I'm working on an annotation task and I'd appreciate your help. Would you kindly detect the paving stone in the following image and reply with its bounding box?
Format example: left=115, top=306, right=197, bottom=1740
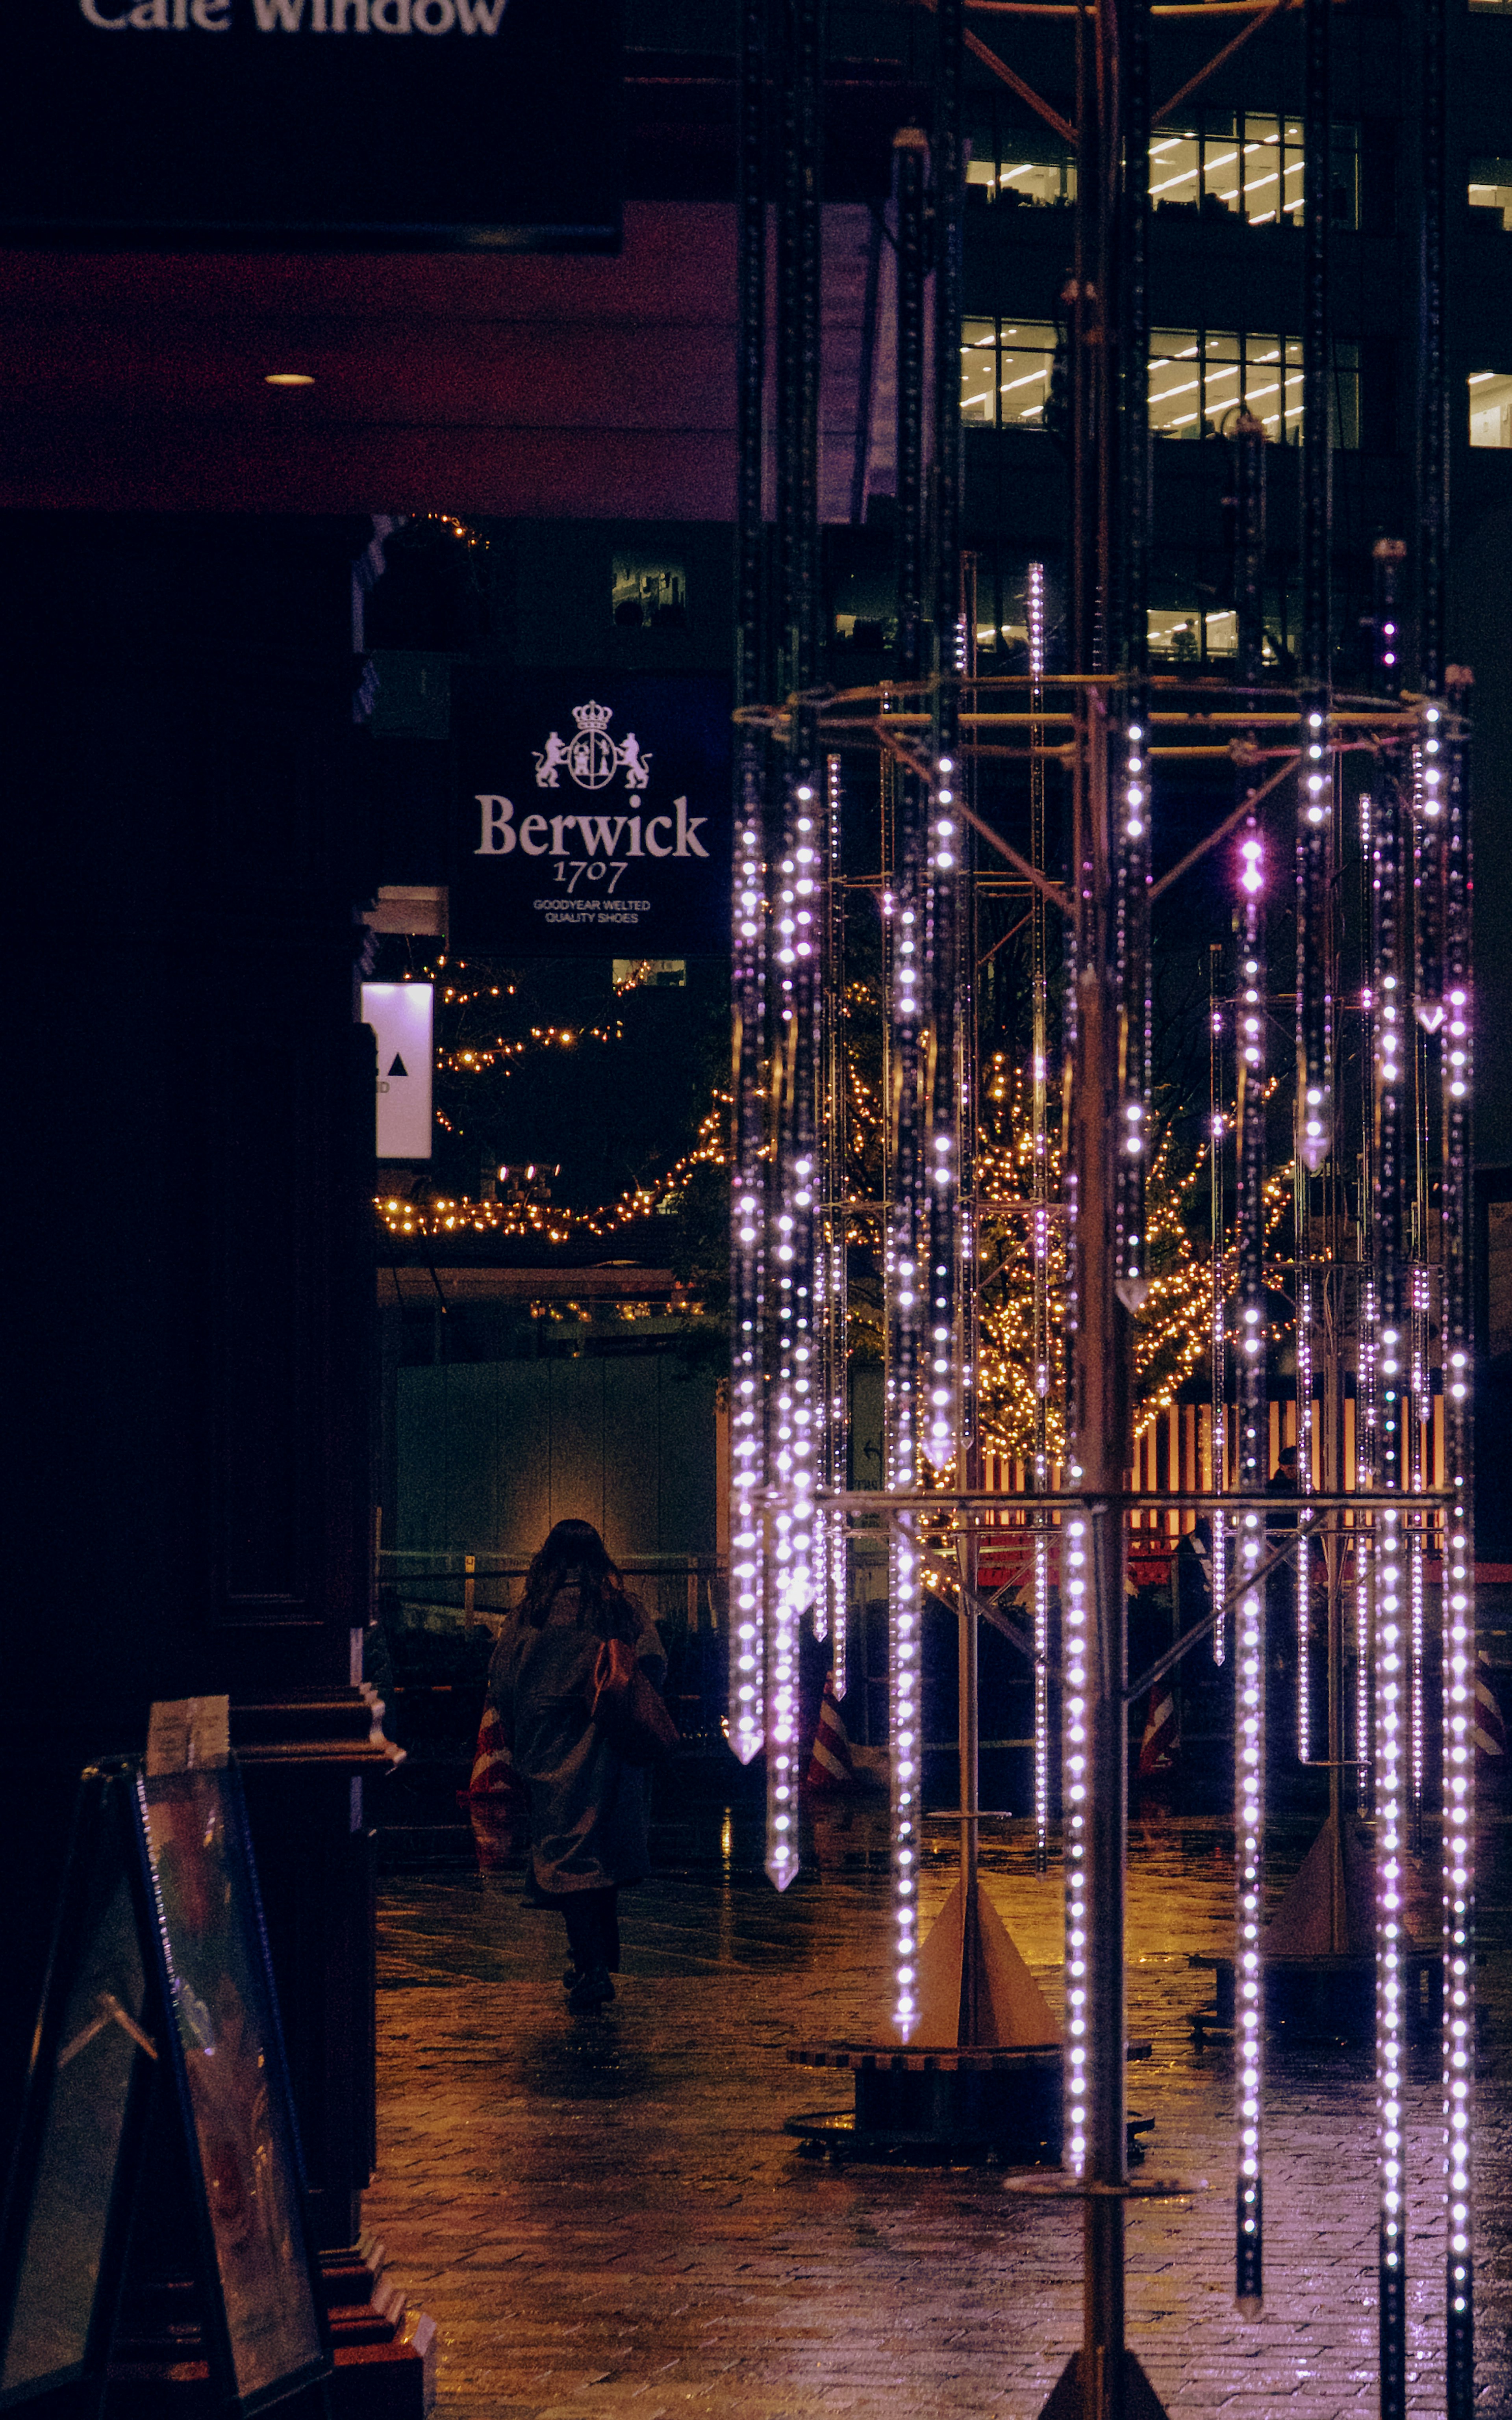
left=364, top=1807, right=1512, bottom=2419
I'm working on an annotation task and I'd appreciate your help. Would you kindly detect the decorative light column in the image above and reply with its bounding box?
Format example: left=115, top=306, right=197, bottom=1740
left=886, top=124, right=930, bottom=2036
left=1234, top=816, right=1267, bottom=2314
left=728, top=0, right=768, bottom=1770
left=1439, top=684, right=1475, bottom=2419
left=1371, top=750, right=1408, bottom=2412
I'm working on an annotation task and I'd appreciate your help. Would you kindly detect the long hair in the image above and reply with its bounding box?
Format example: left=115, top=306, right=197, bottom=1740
left=517, top=1518, right=638, bottom=1639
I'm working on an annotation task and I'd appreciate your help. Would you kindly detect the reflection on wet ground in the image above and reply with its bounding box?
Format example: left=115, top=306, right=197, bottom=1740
left=367, top=1795, right=1512, bottom=2418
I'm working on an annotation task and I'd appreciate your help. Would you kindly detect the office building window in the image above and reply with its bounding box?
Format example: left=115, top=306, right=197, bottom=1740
left=969, top=116, right=1356, bottom=226
left=1469, top=372, right=1512, bottom=447
left=966, top=139, right=1077, bottom=208
left=1469, top=159, right=1512, bottom=229
left=1149, top=328, right=1359, bottom=446
left=960, top=319, right=1058, bottom=430
left=1469, top=0, right=1512, bottom=15
left=1151, top=114, right=1358, bottom=226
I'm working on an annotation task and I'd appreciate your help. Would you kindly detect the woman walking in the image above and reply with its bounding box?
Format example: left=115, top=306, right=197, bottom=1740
left=487, top=1518, right=666, bottom=2012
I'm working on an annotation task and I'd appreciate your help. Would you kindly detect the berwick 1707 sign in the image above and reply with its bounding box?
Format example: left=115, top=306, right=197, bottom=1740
left=0, top=0, right=619, bottom=246
left=451, top=675, right=731, bottom=956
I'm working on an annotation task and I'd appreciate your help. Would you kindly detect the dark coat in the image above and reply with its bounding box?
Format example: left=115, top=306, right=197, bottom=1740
left=486, top=1580, right=666, bottom=1896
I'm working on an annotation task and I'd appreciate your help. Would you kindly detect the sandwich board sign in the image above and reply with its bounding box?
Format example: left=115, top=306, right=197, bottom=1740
left=0, top=1704, right=331, bottom=2415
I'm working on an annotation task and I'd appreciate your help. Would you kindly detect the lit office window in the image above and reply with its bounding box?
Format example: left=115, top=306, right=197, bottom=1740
left=1469, top=159, right=1512, bottom=229
left=966, top=142, right=1077, bottom=207
left=1469, top=372, right=1512, bottom=447
left=970, top=118, right=1357, bottom=224
left=1148, top=328, right=1358, bottom=446
left=1149, top=114, right=1356, bottom=226
left=959, top=319, right=1058, bottom=430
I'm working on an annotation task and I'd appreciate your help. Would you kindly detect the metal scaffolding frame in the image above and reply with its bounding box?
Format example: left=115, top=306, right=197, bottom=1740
left=730, top=0, right=1474, bottom=2413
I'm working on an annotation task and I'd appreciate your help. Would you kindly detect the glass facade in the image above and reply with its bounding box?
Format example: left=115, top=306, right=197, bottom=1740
left=960, top=318, right=1057, bottom=431
left=962, top=322, right=1360, bottom=448
left=967, top=118, right=1358, bottom=228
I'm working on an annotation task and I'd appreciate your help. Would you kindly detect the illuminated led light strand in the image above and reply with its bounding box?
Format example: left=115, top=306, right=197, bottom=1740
left=923, top=742, right=963, bottom=1476
left=1027, top=562, right=1054, bottom=1858
left=1439, top=690, right=1474, bottom=2418
left=1210, top=963, right=1228, bottom=1667
left=1115, top=704, right=1153, bottom=1297
left=1371, top=740, right=1409, bottom=2410
left=1235, top=1513, right=1264, bottom=2312
left=1355, top=1271, right=1378, bottom=1815
left=886, top=738, right=929, bottom=2033
left=1296, top=1249, right=1314, bottom=1763
left=1296, top=697, right=1334, bottom=1172
left=729, top=740, right=767, bottom=1767
left=891, top=1516, right=923, bottom=2039
left=766, top=766, right=824, bottom=1892
left=1060, top=1514, right=1090, bottom=2173
left=817, top=754, right=850, bottom=1666
left=1234, top=809, right=1266, bottom=2313
left=1376, top=1505, right=1407, bottom=2410
left=1408, top=1262, right=1430, bottom=1835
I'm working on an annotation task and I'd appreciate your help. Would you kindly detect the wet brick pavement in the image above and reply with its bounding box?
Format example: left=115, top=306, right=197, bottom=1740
left=363, top=1800, right=1512, bottom=2419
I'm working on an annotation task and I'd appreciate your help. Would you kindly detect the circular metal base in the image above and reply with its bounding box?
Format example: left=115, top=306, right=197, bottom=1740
left=1001, top=2171, right=1204, bottom=2201
left=785, top=2108, right=1056, bottom=2166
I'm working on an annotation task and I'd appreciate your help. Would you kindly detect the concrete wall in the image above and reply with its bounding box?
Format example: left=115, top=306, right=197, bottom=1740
left=397, top=1355, right=718, bottom=1562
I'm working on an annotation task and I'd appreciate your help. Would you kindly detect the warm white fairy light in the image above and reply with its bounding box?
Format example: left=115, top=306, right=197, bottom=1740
left=1060, top=1516, right=1090, bottom=2171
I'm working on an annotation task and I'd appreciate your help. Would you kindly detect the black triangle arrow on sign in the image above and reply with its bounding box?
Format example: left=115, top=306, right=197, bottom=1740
left=387, top=1054, right=409, bottom=1077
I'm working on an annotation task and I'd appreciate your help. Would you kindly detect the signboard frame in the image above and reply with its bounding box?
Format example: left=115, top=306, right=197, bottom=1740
left=450, top=670, right=732, bottom=958
left=0, top=0, right=622, bottom=252
left=0, top=1758, right=333, bottom=2416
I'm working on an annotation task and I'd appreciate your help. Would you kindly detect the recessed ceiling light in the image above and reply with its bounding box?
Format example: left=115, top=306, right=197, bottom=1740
left=265, top=371, right=315, bottom=388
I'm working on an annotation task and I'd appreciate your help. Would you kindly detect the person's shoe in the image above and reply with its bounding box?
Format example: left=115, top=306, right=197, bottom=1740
left=567, top=1963, right=615, bottom=2013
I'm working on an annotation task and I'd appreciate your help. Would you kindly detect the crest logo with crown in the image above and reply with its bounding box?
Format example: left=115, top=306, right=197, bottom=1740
left=534, top=700, right=652, bottom=794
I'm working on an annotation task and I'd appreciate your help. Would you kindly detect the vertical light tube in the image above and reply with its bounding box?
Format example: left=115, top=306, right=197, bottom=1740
left=888, top=125, right=929, bottom=2036
left=1234, top=815, right=1267, bottom=2314
left=1355, top=1274, right=1377, bottom=1817
left=822, top=753, right=850, bottom=1680
left=1028, top=562, right=1053, bottom=1863
left=1295, top=1184, right=1314, bottom=1764
left=1439, top=686, right=1474, bottom=2419
left=728, top=0, right=768, bottom=1771
left=1060, top=1512, right=1091, bottom=2172
left=1409, top=1261, right=1429, bottom=1838
left=1297, top=0, right=1334, bottom=1183
left=768, top=779, right=822, bottom=1892
left=1375, top=1501, right=1407, bottom=2406
left=1373, top=752, right=1407, bottom=2410
left=730, top=755, right=767, bottom=1768
left=1355, top=794, right=1378, bottom=1814
left=1210, top=949, right=1228, bottom=1667
left=765, top=0, right=823, bottom=1896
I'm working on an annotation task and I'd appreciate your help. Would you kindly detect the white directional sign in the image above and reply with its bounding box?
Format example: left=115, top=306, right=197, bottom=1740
left=361, top=982, right=434, bottom=1160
